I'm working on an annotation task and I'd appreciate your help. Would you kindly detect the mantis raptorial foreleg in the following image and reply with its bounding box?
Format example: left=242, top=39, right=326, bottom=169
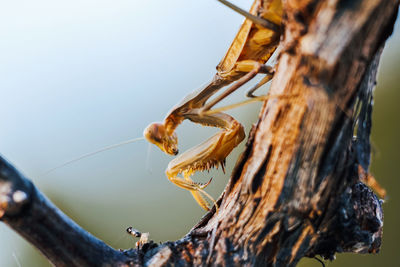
left=164, top=109, right=245, bottom=210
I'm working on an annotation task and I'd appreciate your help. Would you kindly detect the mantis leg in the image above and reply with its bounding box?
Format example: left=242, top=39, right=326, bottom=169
left=200, top=62, right=273, bottom=114
left=165, top=110, right=245, bottom=210
left=246, top=71, right=274, bottom=98
left=184, top=174, right=217, bottom=211
left=167, top=173, right=216, bottom=211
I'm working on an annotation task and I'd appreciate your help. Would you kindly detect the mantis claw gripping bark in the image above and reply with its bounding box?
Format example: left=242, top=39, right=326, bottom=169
left=144, top=0, right=283, bottom=211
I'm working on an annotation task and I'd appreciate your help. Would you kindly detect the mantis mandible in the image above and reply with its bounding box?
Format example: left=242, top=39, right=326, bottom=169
left=144, top=0, right=283, bottom=211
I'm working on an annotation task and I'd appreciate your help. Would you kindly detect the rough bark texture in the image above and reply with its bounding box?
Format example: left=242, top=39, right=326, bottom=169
left=0, top=0, right=398, bottom=266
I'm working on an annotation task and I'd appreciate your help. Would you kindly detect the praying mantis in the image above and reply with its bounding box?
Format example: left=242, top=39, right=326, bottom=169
left=44, top=0, right=386, bottom=210
left=144, top=0, right=283, bottom=211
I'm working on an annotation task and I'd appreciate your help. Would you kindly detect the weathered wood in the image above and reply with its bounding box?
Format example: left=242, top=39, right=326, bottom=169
left=0, top=0, right=398, bottom=266
left=147, top=0, right=396, bottom=265
left=0, top=156, right=136, bottom=266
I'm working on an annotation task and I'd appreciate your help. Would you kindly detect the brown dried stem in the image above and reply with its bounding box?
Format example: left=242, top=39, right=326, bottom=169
left=1, top=0, right=398, bottom=266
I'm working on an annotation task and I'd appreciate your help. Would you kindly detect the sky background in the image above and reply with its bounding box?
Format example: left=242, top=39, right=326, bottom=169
left=0, top=1, right=399, bottom=266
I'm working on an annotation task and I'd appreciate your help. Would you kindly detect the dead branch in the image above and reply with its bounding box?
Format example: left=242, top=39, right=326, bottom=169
left=1, top=0, right=398, bottom=266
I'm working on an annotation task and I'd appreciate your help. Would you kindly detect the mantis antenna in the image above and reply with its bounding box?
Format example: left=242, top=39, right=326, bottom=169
left=145, top=142, right=153, bottom=174
left=44, top=136, right=145, bottom=175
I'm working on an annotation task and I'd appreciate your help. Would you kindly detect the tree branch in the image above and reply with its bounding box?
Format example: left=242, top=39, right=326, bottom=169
left=0, top=156, right=138, bottom=266
left=1, top=0, right=398, bottom=266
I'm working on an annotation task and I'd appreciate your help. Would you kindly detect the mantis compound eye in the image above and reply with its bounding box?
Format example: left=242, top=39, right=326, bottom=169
left=143, top=122, right=166, bottom=147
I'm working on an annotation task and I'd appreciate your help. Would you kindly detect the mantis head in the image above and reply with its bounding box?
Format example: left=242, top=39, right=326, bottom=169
left=144, top=122, right=179, bottom=155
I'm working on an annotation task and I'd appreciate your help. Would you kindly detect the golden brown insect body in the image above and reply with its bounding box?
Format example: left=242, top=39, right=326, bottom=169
left=144, top=0, right=283, bottom=211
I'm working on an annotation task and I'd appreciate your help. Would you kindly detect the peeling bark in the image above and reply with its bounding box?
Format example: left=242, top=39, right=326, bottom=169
left=0, top=0, right=398, bottom=266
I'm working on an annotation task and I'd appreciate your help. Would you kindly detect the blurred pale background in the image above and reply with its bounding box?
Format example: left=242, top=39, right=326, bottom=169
left=0, top=1, right=398, bottom=266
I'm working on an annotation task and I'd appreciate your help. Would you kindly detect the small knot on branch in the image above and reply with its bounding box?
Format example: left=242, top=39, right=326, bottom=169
left=0, top=156, right=33, bottom=219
